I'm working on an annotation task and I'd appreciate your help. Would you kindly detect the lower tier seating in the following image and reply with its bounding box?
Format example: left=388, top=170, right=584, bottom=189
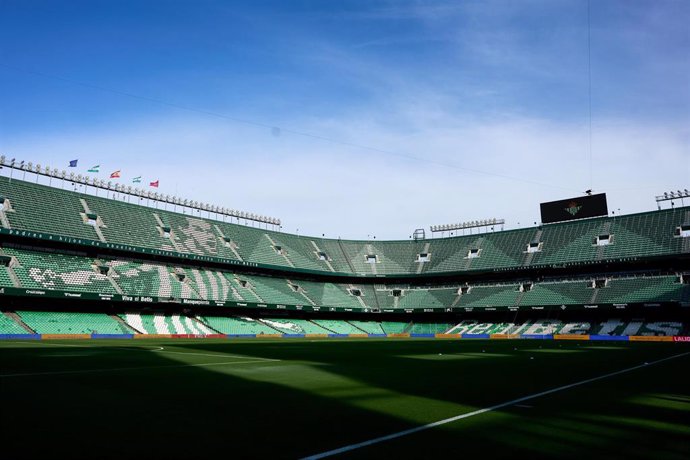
left=1, top=312, right=687, bottom=336
left=18, top=311, right=131, bottom=334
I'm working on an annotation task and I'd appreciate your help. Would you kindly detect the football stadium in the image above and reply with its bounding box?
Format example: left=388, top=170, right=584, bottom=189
left=0, top=160, right=689, bottom=458
left=1, top=1, right=689, bottom=459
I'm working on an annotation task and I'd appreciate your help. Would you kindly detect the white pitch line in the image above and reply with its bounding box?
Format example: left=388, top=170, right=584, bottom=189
left=0, top=359, right=282, bottom=378
left=302, top=351, right=690, bottom=460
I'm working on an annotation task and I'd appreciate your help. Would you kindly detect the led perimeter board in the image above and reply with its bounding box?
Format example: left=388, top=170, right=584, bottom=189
left=540, top=193, right=608, bottom=224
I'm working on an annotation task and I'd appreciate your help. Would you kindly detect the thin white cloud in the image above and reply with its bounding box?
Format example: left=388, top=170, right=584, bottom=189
left=3, top=109, right=687, bottom=240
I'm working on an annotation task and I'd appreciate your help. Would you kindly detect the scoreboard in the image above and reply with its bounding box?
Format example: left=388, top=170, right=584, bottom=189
left=540, top=193, right=608, bottom=224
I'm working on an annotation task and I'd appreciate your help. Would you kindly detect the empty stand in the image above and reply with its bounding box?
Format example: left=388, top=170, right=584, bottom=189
left=1, top=177, right=687, bottom=276
left=19, top=311, right=132, bottom=334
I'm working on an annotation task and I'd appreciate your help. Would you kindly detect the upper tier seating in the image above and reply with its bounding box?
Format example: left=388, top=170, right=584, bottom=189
left=1, top=176, right=686, bottom=276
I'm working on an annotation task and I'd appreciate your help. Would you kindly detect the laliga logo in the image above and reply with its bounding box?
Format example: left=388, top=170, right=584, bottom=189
left=673, top=336, right=690, bottom=342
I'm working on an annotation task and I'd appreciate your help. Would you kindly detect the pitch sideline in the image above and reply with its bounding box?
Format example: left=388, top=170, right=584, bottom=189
left=302, top=351, right=690, bottom=460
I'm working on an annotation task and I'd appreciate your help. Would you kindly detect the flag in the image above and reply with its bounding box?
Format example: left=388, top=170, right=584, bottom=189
left=132, top=176, right=142, bottom=183
left=88, top=165, right=100, bottom=173
left=69, top=159, right=78, bottom=167
left=150, top=180, right=159, bottom=188
left=110, top=170, right=121, bottom=179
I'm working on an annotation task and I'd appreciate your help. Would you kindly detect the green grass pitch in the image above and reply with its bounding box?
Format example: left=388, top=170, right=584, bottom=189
left=1, top=339, right=688, bottom=459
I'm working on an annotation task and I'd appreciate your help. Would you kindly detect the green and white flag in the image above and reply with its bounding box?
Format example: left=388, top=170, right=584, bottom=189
left=132, top=176, right=142, bottom=183
left=88, top=164, right=100, bottom=173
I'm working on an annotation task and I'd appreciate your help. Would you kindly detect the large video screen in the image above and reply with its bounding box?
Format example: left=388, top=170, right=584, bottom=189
left=540, top=193, right=608, bottom=224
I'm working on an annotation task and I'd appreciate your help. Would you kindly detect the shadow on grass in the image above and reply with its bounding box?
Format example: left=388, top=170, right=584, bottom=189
left=0, top=339, right=688, bottom=459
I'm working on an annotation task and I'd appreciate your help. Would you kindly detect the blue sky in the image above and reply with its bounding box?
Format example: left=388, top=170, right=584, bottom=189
left=1, top=0, right=688, bottom=239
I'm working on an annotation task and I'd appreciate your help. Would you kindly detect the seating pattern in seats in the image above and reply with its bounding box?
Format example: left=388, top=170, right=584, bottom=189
left=3, top=248, right=117, bottom=294
left=2, top=247, right=687, bottom=311
left=108, top=260, right=198, bottom=299
left=2, top=176, right=686, bottom=276
left=121, top=313, right=210, bottom=334
left=446, top=319, right=688, bottom=336
left=259, top=318, right=331, bottom=334
left=2, top=313, right=686, bottom=337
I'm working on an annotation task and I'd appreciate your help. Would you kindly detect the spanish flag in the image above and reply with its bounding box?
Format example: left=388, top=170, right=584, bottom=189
left=110, top=170, right=121, bottom=179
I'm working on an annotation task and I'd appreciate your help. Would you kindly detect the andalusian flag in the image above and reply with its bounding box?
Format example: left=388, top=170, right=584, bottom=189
left=132, top=176, right=142, bottom=183
left=88, top=165, right=100, bottom=173
left=110, top=170, right=121, bottom=179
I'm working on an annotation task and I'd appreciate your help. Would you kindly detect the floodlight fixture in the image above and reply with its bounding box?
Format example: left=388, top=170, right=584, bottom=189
left=431, top=218, right=505, bottom=233
left=656, top=188, right=689, bottom=203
